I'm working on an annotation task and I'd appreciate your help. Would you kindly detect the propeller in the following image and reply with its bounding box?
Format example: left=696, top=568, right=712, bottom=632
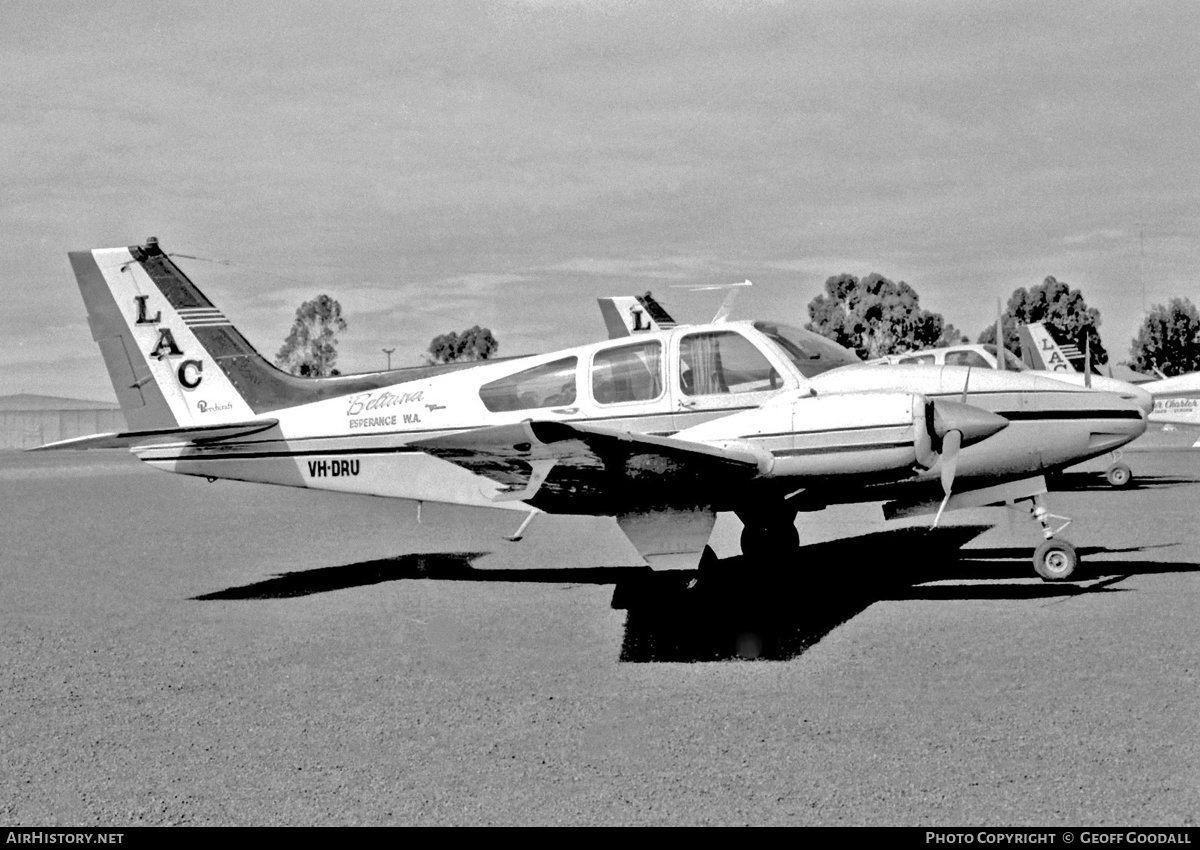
left=913, top=395, right=1009, bottom=528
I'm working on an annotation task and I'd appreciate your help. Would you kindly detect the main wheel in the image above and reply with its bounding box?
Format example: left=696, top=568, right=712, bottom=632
left=739, top=519, right=800, bottom=562
left=1033, top=539, right=1079, bottom=581
left=1106, top=462, right=1132, bottom=488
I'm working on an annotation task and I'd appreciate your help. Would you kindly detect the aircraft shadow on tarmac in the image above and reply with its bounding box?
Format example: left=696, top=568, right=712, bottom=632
left=192, top=552, right=652, bottom=601
left=193, top=527, right=1200, bottom=664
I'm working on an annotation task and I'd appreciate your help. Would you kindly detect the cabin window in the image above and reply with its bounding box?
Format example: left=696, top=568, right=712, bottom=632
left=679, top=331, right=778, bottom=396
left=478, top=357, right=578, bottom=412
left=944, top=350, right=992, bottom=369
left=898, top=354, right=936, bottom=365
left=591, top=341, right=663, bottom=405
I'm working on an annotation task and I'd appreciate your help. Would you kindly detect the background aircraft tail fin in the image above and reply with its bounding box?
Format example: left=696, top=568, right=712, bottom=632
left=597, top=292, right=677, bottom=338
left=1019, top=322, right=1081, bottom=373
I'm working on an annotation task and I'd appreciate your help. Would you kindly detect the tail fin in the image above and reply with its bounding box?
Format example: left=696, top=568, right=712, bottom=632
left=597, top=292, right=677, bottom=339
left=1018, top=322, right=1081, bottom=373
left=69, top=237, right=400, bottom=427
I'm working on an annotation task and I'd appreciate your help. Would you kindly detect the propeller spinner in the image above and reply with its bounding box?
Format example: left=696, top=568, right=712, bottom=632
left=914, top=398, right=1009, bottom=527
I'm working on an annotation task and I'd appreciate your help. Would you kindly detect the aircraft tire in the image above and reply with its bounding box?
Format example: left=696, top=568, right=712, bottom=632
left=740, top=520, right=799, bottom=563
left=1106, top=463, right=1132, bottom=488
left=1033, top=539, right=1078, bottom=582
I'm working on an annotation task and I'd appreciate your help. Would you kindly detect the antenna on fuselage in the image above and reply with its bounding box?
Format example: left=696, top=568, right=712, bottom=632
left=995, top=299, right=1005, bottom=371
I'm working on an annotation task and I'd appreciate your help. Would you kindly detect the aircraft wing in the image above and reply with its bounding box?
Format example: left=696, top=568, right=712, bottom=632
left=412, top=420, right=769, bottom=513
left=29, top=419, right=280, bottom=451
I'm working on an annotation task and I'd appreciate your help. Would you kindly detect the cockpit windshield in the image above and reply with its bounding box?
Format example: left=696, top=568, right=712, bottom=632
left=982, top=344, right=1028, bottom=371
left=752, top=321, right=861, bottom=377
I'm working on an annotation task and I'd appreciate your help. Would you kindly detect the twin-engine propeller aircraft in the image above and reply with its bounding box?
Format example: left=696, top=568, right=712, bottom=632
left=49, top=239, right=1149, bottom=582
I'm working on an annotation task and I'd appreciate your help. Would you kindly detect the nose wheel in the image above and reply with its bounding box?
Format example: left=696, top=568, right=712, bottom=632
left=1033, top=539, right=1078, bottom=581
left=1106, top=461, right=1132, bottom=488
left=1024, top=493, right=1079, bottom=581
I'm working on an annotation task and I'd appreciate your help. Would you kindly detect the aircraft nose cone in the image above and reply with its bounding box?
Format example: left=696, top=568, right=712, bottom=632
left=1130, top=385, right=1153, bottom=415
left=931, top=399, right=1009, bottom=447
left=1087, top=375, right=1153, bottom=415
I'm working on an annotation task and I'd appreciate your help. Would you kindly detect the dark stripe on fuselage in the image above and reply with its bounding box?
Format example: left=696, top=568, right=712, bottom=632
left=149, top=406, right=1138, bottom=461
left=987, top=410, right=1143, bottom=421
left=747, top=423, right=910, bottom=440
left=152, top=445, right=426, bottom=461
left=771, top=440, right=913, bottom=458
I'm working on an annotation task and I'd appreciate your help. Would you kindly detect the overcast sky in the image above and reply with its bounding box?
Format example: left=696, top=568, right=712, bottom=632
left=3, top=0, right=1198, bottom=401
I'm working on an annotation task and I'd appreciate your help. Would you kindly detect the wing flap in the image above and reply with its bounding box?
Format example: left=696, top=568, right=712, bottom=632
left=412, top=419, right=766, bottom=512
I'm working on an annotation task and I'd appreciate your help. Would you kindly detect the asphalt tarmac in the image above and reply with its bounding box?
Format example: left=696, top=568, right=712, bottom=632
left=2, top=449, right=1198, bottom=826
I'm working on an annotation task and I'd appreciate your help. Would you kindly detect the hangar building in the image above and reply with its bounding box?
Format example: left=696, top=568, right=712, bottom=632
left=0, top=394, right=126, bottom=450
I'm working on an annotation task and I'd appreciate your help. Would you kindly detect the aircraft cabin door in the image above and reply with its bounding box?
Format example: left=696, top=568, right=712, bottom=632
left=670, top=329, right=794, bottom=448
left=584, top=338, right=676, bottom=434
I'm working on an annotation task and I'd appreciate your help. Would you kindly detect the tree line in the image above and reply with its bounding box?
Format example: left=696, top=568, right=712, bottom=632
left=274, top=294, right=499, bottom=377
left=274, top=278, right=1200, bottom=379
left=806, top=272, right=1200, bottom=377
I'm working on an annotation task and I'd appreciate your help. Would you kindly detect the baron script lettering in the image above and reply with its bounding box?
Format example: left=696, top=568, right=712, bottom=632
left=347, top=390, right=424, bottom=416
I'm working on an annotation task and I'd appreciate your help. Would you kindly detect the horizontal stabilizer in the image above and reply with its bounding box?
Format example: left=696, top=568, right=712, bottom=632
left=30, top=419, right=280, bottom=451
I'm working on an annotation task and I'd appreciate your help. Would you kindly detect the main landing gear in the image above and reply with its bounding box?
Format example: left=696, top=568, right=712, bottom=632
left=1025, top=493, right=1078, bottom=581
left=738, top=508, right=800, bottom=562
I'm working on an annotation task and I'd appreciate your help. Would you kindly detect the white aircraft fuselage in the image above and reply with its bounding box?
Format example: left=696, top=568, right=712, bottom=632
left=1141, top=373, right=1200, bottom=427
left=58, top=240, right=1149, bottom=576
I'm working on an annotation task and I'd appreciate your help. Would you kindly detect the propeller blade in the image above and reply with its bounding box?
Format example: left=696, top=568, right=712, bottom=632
left=932, top=429, right=962, bottom=528
left=940, top=429, right=962, bottom=496
left=932, top=492, right=952, bottom=528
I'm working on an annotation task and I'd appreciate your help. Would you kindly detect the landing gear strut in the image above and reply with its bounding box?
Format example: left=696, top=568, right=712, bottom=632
left=1025, top=493, right=1078, bottom=581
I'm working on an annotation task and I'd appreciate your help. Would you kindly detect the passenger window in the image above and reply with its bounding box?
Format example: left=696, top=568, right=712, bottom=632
left=899, top=354, right=935, bottom=365
left=679, top=331, right=778, bottom=396
left=591, top=341, right=663, bottom=405
left=478, top=357, right=578, bottom=413
left=944, top=350, right=991, bottom=369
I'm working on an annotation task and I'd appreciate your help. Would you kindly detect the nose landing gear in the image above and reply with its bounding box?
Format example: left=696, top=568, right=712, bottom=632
left=1025, top=494, right=1078, bottom=581
left=1106, top=459, right=1133, bottom=487
left=1033, top=539, right=1079, bottom=581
